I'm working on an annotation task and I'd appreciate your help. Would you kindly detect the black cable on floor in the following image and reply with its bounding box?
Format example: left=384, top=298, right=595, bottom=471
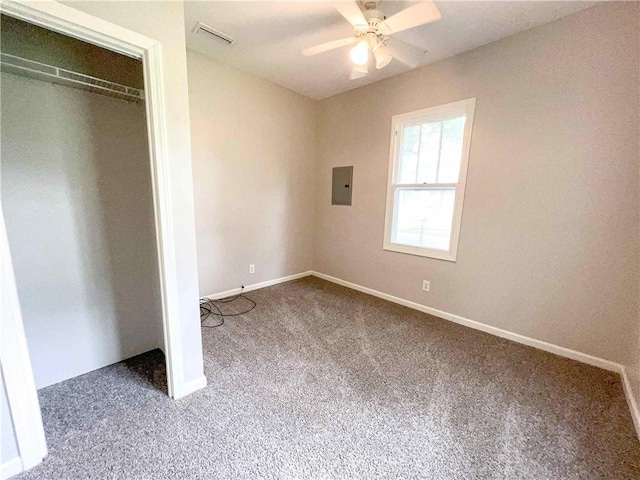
left=199, top=287, right=256, bottom=328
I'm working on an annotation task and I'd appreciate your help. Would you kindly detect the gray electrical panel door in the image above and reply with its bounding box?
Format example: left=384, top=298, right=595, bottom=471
left=332, top=166, right=353, bottom=206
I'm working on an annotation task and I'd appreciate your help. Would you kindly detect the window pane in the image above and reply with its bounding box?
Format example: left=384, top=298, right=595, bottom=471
left=397, top=124, right=420, bottom=184
left=437, top=116, right=466, bottom=183
left=397, top=116, right=466, bottom=186
left=416, top=121, right=441, bottom=184
left=392, top=188, right=455, bottom=251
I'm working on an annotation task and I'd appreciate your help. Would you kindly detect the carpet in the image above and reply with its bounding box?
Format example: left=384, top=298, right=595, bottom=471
left=15, top=277, right=640, bottom=479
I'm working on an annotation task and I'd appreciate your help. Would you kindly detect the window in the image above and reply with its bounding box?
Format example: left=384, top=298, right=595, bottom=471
left=383, top=98, right=476, bottom=261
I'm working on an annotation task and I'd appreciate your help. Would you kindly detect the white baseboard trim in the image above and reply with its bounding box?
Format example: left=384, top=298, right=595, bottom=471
left=203, top=271, right=313, bottom=300
left=1, top=457, right=23, bottom=480
left=621, top=368, right=640, bottom=438
left=175, top=375, right=207, bottom=400
left=311, top=272, right=619, bottom=370
left=310, top=271, right=640, bottom=438
left=199, top=268, right=640, bottom=438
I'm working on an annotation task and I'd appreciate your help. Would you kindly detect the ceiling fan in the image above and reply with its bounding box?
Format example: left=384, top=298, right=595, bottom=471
left=302, top=1, right=441, bottom=80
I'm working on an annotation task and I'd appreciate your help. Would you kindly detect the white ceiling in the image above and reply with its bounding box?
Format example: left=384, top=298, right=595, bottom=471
left=184, top=1, right=596, bottom=100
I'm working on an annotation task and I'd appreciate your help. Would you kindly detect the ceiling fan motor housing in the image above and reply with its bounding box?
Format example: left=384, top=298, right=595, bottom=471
left=363, top=9, right=386, bottom=30
left=355, top=9, right=387, bottom=44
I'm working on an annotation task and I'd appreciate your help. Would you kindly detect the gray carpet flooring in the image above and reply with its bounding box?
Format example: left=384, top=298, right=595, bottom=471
left=16, top=277, right=640, bottom=479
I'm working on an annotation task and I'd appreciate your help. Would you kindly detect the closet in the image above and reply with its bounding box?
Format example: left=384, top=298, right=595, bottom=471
left=0, top=14, right=163, bottom=389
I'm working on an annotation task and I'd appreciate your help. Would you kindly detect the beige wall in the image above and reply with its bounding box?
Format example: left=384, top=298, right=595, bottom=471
left=63, top=1, right=204, bottom=384
left=187, top=51, right=317, bottom=296
left=314, top=0, right=640, bottom=400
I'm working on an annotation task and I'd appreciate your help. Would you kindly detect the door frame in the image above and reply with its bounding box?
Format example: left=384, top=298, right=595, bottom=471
left=0, top=0, right=186, bottom=474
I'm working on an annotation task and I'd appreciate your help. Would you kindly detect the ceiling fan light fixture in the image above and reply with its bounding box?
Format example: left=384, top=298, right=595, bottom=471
left=350, top=61, right=368, bottom=79
left=354, top=62, right=368, bottom=74
left=373, top=44, right=392, bottom=69
left=349, top=39, right=369, bottom=66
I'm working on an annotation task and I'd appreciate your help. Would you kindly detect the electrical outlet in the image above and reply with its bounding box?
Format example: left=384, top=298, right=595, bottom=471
left=249, top=264, right=255, bottom=274
left=422, top=280, right=430, bottom=292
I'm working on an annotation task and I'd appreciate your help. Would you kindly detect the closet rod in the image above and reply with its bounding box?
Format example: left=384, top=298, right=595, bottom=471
left=0, top=53, right=144, bottom=103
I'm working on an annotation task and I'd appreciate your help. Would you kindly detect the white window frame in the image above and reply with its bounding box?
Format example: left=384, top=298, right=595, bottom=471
left=383, top=98, right=476, bottom=262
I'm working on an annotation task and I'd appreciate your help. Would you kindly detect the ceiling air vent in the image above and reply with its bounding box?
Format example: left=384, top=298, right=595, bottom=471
left=193, top=22, right=236, bottom=47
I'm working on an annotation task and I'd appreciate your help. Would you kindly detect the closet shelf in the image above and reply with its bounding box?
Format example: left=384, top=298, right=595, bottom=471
left=0, top=53, right=144, bottom=103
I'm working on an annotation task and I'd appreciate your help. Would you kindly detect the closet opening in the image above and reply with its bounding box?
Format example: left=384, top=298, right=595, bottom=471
left=1, top=12, right=167, bottom=405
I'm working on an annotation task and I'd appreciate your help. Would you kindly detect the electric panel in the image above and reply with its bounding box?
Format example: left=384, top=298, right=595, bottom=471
left=332, top=166, right=353, bottom=206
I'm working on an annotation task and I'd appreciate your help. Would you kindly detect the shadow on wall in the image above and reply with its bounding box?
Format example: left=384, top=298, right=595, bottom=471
left=78, top=92, right=163, bottom=380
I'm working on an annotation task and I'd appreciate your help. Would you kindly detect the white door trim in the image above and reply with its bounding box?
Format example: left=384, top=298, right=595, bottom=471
left=0, top=209, right=47, bottom=474
left=0, top=458, right=24, bottom=480
left=0, top=0, right=187, bottom=474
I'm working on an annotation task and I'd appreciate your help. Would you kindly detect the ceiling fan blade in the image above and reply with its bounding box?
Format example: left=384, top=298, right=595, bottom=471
left=349, top=62, right=368, bottom=80
left=334, top=1, right=368, bottom=30
left=379, top=1, right=441, bottom=35
left=387, top=38, right=426, bottom=68
left=302, top=36, right=358, bottom=56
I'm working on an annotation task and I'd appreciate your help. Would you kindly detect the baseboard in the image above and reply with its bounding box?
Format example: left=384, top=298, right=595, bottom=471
left=203, top=271, right=313, bottom=300
left=174, top=375, right=207, bottom=400
left=620, top=368, right=640, bottom=438
left=200, top=268, right=640, bottom=438
left=310, top=271, right=640, bottom=439
left=311, top=271, right=620, bottom=370
left=1, top=457, right=23, bottom=480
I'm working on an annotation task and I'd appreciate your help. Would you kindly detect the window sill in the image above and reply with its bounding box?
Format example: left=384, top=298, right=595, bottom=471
left=382, top=242, right=457, bottom=262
